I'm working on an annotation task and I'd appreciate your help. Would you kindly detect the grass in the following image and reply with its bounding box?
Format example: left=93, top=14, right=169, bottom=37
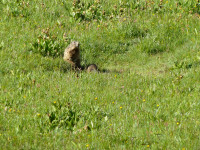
left=0, top=0, right=200, bottom=149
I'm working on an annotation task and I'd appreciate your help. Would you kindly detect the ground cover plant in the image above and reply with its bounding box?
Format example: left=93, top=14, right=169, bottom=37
left=0, top=0, right=200, bottom=149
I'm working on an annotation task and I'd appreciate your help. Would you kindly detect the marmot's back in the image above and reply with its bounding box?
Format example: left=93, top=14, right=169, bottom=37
left=87, top=64, right=98, bottom=72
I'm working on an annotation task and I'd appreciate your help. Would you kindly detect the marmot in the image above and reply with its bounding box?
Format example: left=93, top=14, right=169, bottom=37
left=87, top=64, right=98, bottom=73
left=63, top=41, right=81, bottom=69
left=63, top=41, right=98, bottom=72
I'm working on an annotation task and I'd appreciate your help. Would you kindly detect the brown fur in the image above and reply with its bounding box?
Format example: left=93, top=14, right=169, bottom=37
left=63, top=41, right=81, bottom=69
left=64, top=41, right=98, bottom=72
left=87, top=64, right=98, bottom=73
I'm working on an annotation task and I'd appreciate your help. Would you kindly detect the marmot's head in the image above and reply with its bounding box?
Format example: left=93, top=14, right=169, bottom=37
left=87, top=64, right=98, bottom=72
left=69, top=41, right=79, bottom=50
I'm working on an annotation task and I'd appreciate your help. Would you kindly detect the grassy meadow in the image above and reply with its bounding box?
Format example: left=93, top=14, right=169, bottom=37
left=0, top=0, right=200, bottom=149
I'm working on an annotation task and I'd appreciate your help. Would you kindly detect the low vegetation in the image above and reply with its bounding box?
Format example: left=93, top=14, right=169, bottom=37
left=0, top=0, right=200, bottom=149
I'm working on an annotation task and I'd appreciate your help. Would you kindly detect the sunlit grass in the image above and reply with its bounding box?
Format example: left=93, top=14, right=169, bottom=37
left=0, top=0, right=200, bottom=149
